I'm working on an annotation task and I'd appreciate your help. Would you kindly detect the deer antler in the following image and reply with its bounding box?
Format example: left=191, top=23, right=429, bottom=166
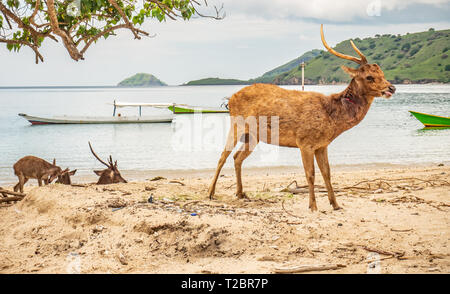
left=88, top=142, right=110, bottom=168
left=320, top=24, right=367, bottom=65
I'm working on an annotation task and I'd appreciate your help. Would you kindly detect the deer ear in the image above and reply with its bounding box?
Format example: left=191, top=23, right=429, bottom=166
left=69, top=169, right=77, bottom=176
left=94, top=170, right=103, bottom=176
left=341, top=65, right=359, bottom=77
left=53, top=158, right=56, bottom=165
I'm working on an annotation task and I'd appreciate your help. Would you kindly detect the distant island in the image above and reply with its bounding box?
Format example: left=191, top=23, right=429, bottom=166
left=184, top=78, right=249, bottom=86
left=185, top=29, right=449, bottom=85
left=118, top=73, right=167, bottom=87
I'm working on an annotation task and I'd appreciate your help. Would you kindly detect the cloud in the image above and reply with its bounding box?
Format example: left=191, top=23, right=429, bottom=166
left=222, top=0, right=450, bottom=23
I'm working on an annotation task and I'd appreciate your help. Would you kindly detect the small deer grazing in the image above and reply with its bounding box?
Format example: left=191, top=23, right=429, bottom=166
left=13, top=156, right=63, bottom=193
left=88, top=142, right=127, bottom=185
left=208, top=25, right=396, bottom=211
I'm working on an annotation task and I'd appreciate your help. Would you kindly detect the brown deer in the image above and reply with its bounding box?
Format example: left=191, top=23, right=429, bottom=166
left=55, top=168, right=77, bottom=185
left=208, top=25, right=396, bottom=211
left=88, top=142, right=127, bottom=185
left=13, top=156, right=63, bottom=193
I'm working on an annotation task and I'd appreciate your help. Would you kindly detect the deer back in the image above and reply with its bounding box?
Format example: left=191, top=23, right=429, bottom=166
left=13, top=156, right=61, bottom=180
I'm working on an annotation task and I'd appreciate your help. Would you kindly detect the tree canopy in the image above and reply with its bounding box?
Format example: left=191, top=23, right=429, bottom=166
left=0, top=0, right=224, bottom=63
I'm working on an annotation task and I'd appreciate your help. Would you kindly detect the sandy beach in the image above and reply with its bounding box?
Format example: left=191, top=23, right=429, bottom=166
left=0, top=163, right=449, bottom=274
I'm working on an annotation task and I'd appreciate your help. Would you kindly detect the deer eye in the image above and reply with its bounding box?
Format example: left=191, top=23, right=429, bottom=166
left=366, top=76, right=375, bottom=82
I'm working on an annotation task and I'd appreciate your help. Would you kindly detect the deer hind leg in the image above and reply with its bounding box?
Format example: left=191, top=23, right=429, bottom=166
left=300, top=147, right=318, bottom=212
left=233, top=134, right=258, bottom=199
left=208, top=126, right=239, bottom=199
left=315, top=147, right=341, bottom=210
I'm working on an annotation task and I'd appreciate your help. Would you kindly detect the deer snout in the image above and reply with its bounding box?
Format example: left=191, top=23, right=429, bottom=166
left=388, top=85, right=396, bottom=94
left=382, top=84, right=396, bottom=98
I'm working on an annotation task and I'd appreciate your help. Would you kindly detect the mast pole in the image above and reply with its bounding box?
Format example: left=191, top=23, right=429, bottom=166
left=301, top=61, right=305, bottom=91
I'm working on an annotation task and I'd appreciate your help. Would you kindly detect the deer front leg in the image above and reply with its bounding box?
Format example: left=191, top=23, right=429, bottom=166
left=315, top=147, right=341, bottom=210
left=18, top=174, right=26, bottom=193
left=300, top=147, right=317, bottom=212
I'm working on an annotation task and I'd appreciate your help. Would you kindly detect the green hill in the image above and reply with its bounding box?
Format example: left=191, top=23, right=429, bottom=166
left=274, top=28, right=450, bottom=84
left=118, top=73, right=167, bottom=87
left=184, top=77, right=249, bottom=86
left=184, top=49, right=322, bottom=85
left=249, top=49, right=322, bottom=83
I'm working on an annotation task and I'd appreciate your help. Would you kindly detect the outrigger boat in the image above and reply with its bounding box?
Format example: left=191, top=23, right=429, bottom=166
left=409, top=111, right=450, bottom=128
left=19, top=100, right=229, bottom=125
left=19, top=102, right=174, bottom=125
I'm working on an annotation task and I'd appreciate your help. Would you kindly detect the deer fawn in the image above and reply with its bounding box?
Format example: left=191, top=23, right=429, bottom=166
left=55, top=168, right=77, bottom=185
left=13, top=156, right=64, bottom=193
left=208, top=25, right=396, bottom=211
left=88, top=142, right=127, bottom=185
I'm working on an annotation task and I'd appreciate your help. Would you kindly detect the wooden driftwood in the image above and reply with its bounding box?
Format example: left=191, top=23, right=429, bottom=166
left=274, top=264, right=346, bottom=274
left=0, top=189, right=26, bottom=197
left=0, top=188, right=26, bottom=204
left=281, top=181, right=344, bottom=194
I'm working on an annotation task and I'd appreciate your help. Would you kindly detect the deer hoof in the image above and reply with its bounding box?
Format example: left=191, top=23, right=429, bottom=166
left=309, top=204, right=318, bottom=212
left=333, top=205, right=342, bottom=210
left=236, top=192, right=249, bottom=199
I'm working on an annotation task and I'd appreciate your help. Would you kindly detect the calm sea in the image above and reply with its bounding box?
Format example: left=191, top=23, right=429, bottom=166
left=0, top=84, right=449, bottom=185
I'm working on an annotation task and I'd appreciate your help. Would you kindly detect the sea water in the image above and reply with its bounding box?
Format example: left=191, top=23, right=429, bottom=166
left=0, top=84, right=449, bottom=185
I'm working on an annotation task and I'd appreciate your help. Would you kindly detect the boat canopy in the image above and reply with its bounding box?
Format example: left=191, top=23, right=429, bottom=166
left=114, top=102, right=174, bottom=108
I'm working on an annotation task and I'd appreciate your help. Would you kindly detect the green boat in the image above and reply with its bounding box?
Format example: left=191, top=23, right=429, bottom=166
left=168, top=105, right=229, bottom=114
left=113, top=101, right=229, bottom=115
left=409, top=111, right=450, bottom=128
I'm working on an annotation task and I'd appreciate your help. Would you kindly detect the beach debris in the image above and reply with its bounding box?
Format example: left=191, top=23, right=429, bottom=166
left=150, top=176, right=166, bottom=181
left=169, top=180, right=185, bottom=186
left=0, top=188, right=26, bottom=204
left=343, top=177, right=450, bottom=194
left=190, top=213, right=198, bottom=216
left=163, top=197, right=174, bottom=203
left=387, top=195, right=449, bottom=211
left=117, top=253, right=128, bottom=265
left=148, top=195, right=153, bottom=203
left=359, top=245, right=406, bottom=260
left=280, top=180, right=344, bottom=194
left=107, top=197, right=127, bottom=208
left=390, top=228, right=413, bottom=232
left=112, top=207, right=125, bottom=212
left=281, top=199, right=304, bottom=219
left=145, top=186, right=156, bottom=191
left=438, top=163, right=444, bottom=167
left=93, top=225, right=105, bottom=233
left=274, top=264, right=346, bottom=274
left=71, top=184, right=89, bottom=188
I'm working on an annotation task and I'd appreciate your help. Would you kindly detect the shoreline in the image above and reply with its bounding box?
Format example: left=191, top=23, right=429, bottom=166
left=1, top=161, right=448, bottom=187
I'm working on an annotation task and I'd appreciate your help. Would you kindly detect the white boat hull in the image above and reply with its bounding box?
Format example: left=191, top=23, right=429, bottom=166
left=18, top=113, right=173, bottom=125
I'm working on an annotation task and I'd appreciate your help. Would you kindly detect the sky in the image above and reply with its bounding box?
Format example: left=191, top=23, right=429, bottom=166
left=0, top=0, right=449, bottom=86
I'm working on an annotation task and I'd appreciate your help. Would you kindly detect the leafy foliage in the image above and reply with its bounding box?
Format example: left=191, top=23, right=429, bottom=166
left=0, top=0, right=223, bottom=63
